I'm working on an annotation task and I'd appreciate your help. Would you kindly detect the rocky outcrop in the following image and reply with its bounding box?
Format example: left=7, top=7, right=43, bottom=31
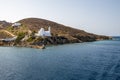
left=0, top=35, right=112, bottom=49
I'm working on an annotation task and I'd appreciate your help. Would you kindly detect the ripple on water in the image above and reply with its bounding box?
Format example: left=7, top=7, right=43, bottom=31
left=0, top=39, right=120, bottom=80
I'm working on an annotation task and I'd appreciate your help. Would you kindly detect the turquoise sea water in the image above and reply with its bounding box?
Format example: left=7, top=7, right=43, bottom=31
left=0, top=37, right=120, bottom=80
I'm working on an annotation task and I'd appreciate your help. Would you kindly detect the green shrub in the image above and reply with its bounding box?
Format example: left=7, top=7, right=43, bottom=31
left=27, top=36, right=35, bottom=42
left=15, top=32, right=25, bottom=43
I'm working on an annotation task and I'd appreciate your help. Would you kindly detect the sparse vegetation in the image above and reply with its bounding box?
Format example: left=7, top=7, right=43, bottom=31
left=0, top=30, right=13, bottom=39
left=15, top=32, right=25, bottom=43
left=34, top=37, right=44, bottom=42
left=27, top=36, right=35, bottom=42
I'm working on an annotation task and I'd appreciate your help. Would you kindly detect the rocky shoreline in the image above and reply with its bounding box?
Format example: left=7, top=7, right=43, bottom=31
left=0, top=36, right=112, bottom=49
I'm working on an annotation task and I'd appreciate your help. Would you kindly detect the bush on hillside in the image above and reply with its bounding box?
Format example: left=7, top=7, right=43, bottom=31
left=15, top=32, right=25, bottom=43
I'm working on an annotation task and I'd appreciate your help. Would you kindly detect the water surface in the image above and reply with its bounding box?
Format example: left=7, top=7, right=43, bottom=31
left=0, top=37, right=120, bottom=80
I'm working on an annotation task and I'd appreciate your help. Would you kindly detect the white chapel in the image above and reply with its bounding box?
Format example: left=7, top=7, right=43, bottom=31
left=35, top=26, right=51, bottom=37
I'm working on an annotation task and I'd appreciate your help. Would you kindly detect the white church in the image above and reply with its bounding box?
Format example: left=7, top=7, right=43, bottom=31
left=35, top=26, right=51, bottom=37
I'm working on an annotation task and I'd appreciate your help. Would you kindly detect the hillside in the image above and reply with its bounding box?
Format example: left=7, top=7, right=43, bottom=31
left=18, top=18, right=91, bottom=36
left=0, top=18, right=111, bottom=48
left=0, top=21, right=11, bottom=29
left=0, top=30, right=13, bottom=39
left=18, top=18, right=85, bottom=35
left=18, top=18, right=110, bottom=41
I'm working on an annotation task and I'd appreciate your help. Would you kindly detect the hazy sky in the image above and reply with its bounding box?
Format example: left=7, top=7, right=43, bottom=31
left=0, top=0, right=120, bottom=36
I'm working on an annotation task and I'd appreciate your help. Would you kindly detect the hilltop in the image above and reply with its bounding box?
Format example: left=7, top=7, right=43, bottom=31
left=0, top=18, right=111, bottom=48
left=0, top=21, right=11, bottom=29
left=18, top=18, right=110, bottom=41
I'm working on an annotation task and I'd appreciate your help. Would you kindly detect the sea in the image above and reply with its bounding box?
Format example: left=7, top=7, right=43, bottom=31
left=0, top=37, right=120, bottom=80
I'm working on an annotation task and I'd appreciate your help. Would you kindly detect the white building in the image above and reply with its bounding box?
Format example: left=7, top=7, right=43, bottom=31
left=12, top=23, right=21, bottom=27
left=35, top=27, right=51, bottom=37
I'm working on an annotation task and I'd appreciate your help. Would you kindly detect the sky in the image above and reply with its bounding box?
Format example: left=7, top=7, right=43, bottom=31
left=0, top=0, right=120, bottom=36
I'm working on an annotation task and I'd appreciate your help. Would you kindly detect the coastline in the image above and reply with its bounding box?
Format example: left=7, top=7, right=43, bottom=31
left=0, top=18, right=112, bottom=49
left=0, top=36, right=112, bottom=49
